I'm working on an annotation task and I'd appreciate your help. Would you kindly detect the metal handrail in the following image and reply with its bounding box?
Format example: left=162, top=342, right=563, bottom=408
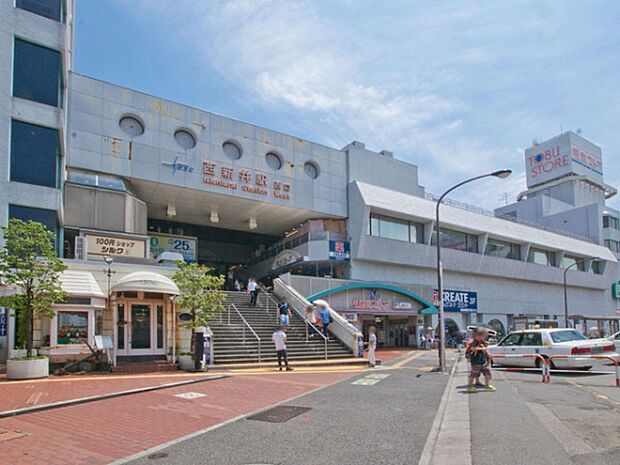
left=264, top=289, right=328, bottom=360
left=227, top=302, right=262, bottom=362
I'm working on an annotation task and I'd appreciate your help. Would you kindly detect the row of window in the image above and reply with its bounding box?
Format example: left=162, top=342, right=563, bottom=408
left=605, top=239, right=620, bottom=253
left=10, top=119, right=60, bottom=188
left=368, top=213, right=600, bottom=271
left=119, top=115, right=321, bottom=179
left=67, top=170, right=130, bottom=192
left=603, top=215, right=620, bottom=230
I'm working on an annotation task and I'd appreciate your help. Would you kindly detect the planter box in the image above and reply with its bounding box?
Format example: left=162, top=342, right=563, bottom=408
left=178, top=355, right=194, bottom=371
left=7, top=357, right=49, bottom=380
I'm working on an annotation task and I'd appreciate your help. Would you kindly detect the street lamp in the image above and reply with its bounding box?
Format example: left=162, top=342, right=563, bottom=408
left=103, top=256, right=115, bottom=312
left=563, top=256, right=594, bottom=328
left=435, top=169, right=512, bottom=373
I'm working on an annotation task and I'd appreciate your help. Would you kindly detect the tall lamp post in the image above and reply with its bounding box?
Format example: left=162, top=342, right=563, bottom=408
left=563, top=256, right=594, bottom=329
left=436, top=169, right=512, bottom=373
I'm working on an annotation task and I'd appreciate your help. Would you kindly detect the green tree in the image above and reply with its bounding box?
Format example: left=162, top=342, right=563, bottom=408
left=172, top=262, right=225, bottom=350
left=0, top=219, right=68, bottom=357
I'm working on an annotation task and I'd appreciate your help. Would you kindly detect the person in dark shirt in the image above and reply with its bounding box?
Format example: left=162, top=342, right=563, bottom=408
left=466, top=327, right=495, bottom=392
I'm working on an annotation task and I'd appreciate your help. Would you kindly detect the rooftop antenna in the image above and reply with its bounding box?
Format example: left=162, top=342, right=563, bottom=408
left=576, top=128, right=582, bottom=135
left=499, top=192, right=509, bottom=205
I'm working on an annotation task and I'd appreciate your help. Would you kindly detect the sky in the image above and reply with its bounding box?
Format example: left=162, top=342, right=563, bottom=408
left=73, top=0, right=620, bottom=211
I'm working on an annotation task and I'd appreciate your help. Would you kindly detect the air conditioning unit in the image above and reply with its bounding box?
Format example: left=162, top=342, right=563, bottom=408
left=75, top=236, right=85, bottom=260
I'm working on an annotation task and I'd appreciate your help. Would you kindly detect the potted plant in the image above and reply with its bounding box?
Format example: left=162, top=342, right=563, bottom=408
left=172, top=262, right=224, bottom=370
left=0, top=219, right=68, bottom=380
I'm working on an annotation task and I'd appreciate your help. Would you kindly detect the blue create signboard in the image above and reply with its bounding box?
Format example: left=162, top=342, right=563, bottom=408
left=329, top=240, right=350, bottom=261
left=434, top=289, right=478, bottom=313
left=0, top=307, right=6, bottom=337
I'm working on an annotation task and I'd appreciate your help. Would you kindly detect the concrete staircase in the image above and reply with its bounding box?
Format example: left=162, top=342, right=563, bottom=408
left=210, top=291, right=354, bottom=364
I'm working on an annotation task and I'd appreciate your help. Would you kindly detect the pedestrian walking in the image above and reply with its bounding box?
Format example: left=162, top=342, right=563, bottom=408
left=234, top=278, right=241, bottom=292
left=272, top=325, right=293, bottom=371
left=305, top=304, right=317, bottom=339
left=247, top=277, right=258, bottom=306
left=466, top=327, right=495, bottom=392
left=318, top=303, right=332, bottom=337
left=367, top=325, right=377, bottom=367
left=278, top=298, right=292, bottom=328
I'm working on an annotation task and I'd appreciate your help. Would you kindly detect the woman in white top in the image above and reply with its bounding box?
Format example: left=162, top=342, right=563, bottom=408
left=368, top=325, right=377, bottom=367
left=305, top=305, right=317, bottom=340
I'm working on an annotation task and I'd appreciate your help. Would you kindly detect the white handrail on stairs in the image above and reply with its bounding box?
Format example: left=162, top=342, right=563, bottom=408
left=263, top=289, right=328, bottom=360
left=273, top=278, right=362, bottom=357
left=227, top=303, right=262, bottom=363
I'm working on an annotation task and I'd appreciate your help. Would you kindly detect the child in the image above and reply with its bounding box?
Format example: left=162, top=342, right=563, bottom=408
left=367, top=326, right=377, bottom=367
left=466, top=327, right=495, bottom=392
left=272, top=325, right=293, bottom=371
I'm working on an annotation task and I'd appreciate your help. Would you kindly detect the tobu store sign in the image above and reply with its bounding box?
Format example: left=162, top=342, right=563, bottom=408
left=202, top=160, right=292, bottom=201
left=433, top=289, right=478, bottom=313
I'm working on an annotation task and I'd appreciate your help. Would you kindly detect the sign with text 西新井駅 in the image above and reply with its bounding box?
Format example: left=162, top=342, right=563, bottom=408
left=85, top=234, right=146, bottom=260
left=433, top=289, right=478, bottom=313
left=202, top=160, right=292, bottom=201
left=329, top=240, right=350, bottom=261
left=149, top=234, right=197, bottom=263
left=525, top=133, right=603, bottom=188
left=272, top=250, right=305, bottom=270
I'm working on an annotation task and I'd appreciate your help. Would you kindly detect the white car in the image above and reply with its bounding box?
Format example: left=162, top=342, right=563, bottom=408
left=608, top=331, right=620, bottom=352
left=488, top=328, right=618, bottom=370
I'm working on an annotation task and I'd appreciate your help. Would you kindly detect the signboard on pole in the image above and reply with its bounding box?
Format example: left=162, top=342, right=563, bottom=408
left=433, top=289, right=478, bottom=313
left=0, top=307, right=6, bottom=337
left=329, top=240, right=350, bottom=261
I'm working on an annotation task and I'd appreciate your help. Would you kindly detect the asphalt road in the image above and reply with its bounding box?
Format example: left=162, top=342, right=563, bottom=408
left=472, top=364, right=620, bottom=465
left=126, top=351, right=453, bottom=465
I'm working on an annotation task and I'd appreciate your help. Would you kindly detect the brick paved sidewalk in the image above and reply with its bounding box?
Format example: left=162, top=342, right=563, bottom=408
left=0, top=372, right=215, bottom=414
left=0, top=369, right=358, bottom=465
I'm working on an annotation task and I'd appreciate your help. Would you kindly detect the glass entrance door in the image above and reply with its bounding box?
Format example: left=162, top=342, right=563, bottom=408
left=131, top=304, right=151, bottom=352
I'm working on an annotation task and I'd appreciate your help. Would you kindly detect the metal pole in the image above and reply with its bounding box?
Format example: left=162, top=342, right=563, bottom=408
left=432, top=169, right=512, bottom=373
left=563, top=257, right=592, bottom=329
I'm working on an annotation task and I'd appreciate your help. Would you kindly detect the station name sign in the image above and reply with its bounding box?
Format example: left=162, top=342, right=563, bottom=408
left=202, top=160, right=291, bottom=201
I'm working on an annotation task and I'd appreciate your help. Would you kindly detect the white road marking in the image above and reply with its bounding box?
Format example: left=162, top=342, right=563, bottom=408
left=174, top=392, right=207, bottom=399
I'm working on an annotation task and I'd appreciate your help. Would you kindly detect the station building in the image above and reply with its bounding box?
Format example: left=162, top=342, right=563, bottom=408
left=1, top=0, right=619, bottom=362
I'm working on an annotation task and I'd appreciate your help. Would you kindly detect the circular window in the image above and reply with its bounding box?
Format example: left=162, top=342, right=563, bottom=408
left=303, top=161, right=319, bottom=179
left=265, top=152, right=283, bottom=170
left=119, top=116, right=144, bottom=137
left=223, top=141, right=242, bottom=160
left=174, top=129, right=196, bottom=149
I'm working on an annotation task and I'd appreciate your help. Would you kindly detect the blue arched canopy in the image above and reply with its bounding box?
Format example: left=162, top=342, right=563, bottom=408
left=306, top=283, right=438, bottom=315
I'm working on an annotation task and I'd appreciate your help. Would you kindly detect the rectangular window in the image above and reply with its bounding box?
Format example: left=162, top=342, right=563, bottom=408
left=431, top=228, right=479, bottom=253
left=16, top=0, right=62, bottom=22
left=117, top=304, right=125, bottom=350
left=13, top=38, right=61, bottom=107
left=156, top=305, right=164, bottom=349
left=562, top=255, right=586, bottom=271
left=485, top=239, right=521, bottom=260
left=368, top=214, right=425, bottom=244
left=603, top=216, right=620, bottom=230
left=591, top=260, right=603, bottom=275
left=57, top=311, right=88, bottom=345
left=10, top=120, right=59, bottom=188
left=9, top=204, right=57, bottom=233
left=95, top=310, right=104, bottom=335
left=528, top=248, right=556, bottom=266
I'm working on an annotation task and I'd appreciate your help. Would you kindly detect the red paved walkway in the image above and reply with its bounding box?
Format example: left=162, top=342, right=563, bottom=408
left=0, top=370, right=357, bottom=465
left=0, top=372, right=213, bottom=413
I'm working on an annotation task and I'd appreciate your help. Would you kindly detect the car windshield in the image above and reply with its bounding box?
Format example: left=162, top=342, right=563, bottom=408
left=549, top=330, right=587, bottom=343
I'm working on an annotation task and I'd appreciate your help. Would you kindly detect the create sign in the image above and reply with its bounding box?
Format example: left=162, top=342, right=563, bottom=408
left=433, top=289, right=478, bottom=312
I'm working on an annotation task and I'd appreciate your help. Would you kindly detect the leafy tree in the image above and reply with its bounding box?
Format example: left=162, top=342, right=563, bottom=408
left=0, top=219, right=68, bottom=357
left=172, top=262, right=225, bottom=351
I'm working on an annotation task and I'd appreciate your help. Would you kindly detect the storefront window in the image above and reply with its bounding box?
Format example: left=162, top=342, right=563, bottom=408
left=485, top=239, right=521, bottom=260
left=57, top=311, right=88, bottom=344
left=117, top=304, right=125, bottom=350
left=95, top=310, right=104, bottom=335
left=156, top=305, right=164, bottom=349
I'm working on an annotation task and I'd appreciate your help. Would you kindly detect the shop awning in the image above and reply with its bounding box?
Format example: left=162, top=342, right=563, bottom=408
left=111, top=271, right=179, bottom=295
left=60, top=271, right=105, bottom=298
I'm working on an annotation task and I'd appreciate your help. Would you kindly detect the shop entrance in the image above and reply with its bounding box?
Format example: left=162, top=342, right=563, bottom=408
left=116, top=300, right=165, bottom=357
left=361, top=316, right=418, bottom=348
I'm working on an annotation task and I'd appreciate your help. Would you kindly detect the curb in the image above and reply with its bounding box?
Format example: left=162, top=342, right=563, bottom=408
left=0, top=374, right=227, bottom=419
